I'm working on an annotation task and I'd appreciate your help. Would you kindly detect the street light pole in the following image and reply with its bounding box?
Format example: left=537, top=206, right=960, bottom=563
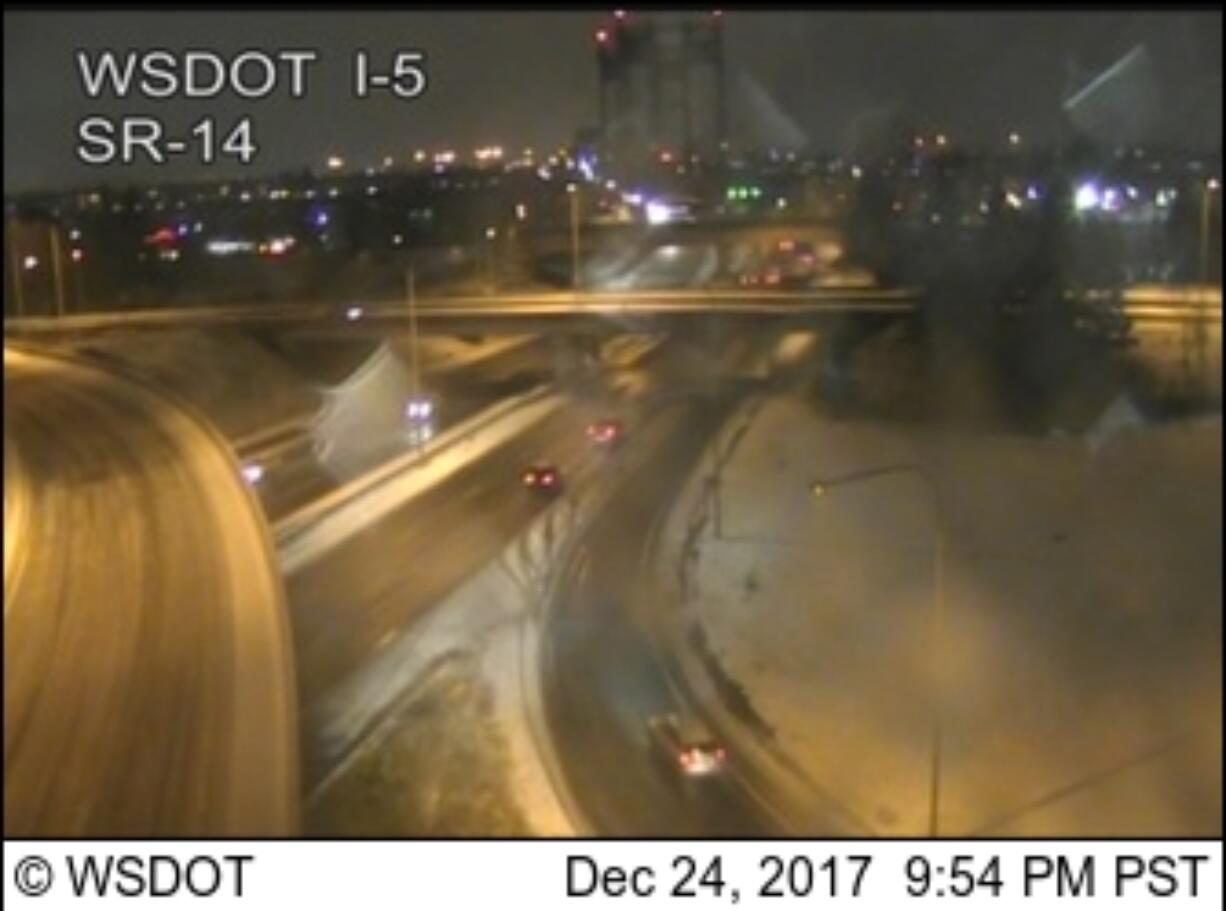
left=407, top=261, right=420, bottom=402
left=811, top=463, right=947, bottom=837
left=49, top=225, right=66, bottom=318
left=1188, top=178, right=1220, bottom=398
left=928, top=509, right=946, bottom=840
left=7, top=217, right=25, bottom=317
left=567, top=183, right=581, bottom=291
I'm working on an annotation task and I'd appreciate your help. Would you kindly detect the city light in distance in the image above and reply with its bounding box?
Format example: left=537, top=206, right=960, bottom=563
left=1074, top=182, right=1101, bottom=212
left=645, top=199, right=677, bottom=225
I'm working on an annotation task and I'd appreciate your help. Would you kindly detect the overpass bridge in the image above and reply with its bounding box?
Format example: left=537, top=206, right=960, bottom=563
left=2, top=287, right=919, bottom=339
left=4, top=284, right=1216, bottom=342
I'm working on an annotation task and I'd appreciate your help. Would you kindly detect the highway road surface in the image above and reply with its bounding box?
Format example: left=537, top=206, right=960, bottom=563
left=288, top=402, right=601, bottom=722
left=542, top=399, right=773, bottom=835
left=251, top=335, right=557, bottom=522
left=537, top=321, right=820, bottom=835
left=288, top=335, right=687, bottom=751
left=3, top=347, right=298, bottom=836
left=288, top=329, right=766, bottom=784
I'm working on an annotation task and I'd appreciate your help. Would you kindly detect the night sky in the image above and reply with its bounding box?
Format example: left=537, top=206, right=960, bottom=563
left=4, top=8, right=1221, bottom=193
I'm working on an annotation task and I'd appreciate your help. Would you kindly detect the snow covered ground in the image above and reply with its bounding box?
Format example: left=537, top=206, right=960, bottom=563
left=660, top=396, right=1221, bottom=836
left=302, top=484, right=586, bottom=836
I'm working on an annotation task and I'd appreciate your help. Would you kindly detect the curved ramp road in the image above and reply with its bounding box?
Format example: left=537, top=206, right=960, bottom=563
left=3, top=348, right=298, bottom=836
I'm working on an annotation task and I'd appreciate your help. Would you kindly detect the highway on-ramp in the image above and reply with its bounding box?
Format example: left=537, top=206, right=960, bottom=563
left=541, top=400, right=773, bottom=835
left=3, top=347, right=298, bottom=836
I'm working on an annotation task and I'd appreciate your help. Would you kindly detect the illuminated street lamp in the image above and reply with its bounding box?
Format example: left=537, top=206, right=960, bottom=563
left=810, top=463, right=947, bottom=837
left=1199, top=178, right=1221, bottom=301
left=567, top=182, right=581, bottom=290
left=1190, top=177, right=1222, bottom=394
left=1203, top=178, right=1221, bottom=260
left=483, top=226, right=499, bottom=291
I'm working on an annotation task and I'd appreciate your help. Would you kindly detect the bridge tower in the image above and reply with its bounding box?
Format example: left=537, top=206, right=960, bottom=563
left=595, top=10, right=727, bottom=174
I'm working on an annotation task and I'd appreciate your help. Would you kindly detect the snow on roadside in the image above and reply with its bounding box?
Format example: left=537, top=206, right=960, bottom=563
left=664, top=396, right=1221, bottom=836
left=303, top=495, right=583, bottom=835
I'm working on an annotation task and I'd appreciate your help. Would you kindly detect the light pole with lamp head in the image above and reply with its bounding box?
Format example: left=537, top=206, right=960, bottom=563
left=567, top=182, right=581, bottom=291
left=810, top=463, right=947, bottom=837
left=1194, top=178, right=1221, bottom=395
